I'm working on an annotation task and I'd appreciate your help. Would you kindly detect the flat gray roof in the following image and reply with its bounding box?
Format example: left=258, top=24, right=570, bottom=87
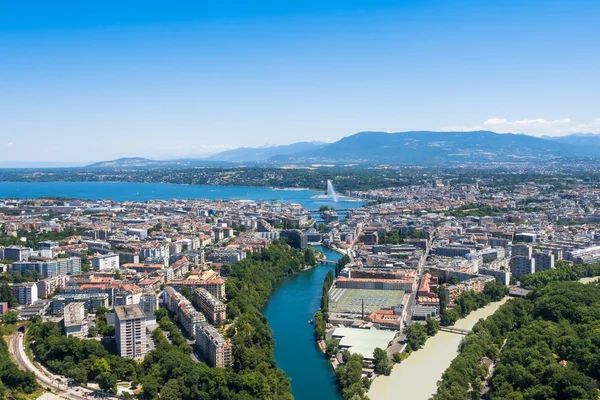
left=114, top=304, right=145, bottom=320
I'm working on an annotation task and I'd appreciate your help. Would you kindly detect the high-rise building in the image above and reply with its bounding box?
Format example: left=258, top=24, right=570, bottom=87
left=0, top=302, right=8, bottom=315
left=114, top=305, right=147, bottom=359
left=511, top=256, right=535, bottom=279
left=533, top=251, right=555, bottom=272
left=63, top=302, right=88, bottom=339
left=512, top=244, right=532, bottom=258
left=12, top=282, right=38, bottom=305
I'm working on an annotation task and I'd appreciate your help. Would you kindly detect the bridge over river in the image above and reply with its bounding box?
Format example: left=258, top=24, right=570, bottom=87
left=438, top=326, right=471, bottom=335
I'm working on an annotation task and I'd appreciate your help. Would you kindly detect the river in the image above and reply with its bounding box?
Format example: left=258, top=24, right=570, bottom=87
left=368, top=297, right=510, bottom=400
left=262, top=246, right=344, bottom=400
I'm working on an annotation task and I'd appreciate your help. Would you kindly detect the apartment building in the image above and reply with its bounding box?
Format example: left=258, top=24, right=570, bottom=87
left=11, top=256, right=81, bottom=278
left=511, top=256, right=536, bottom=279
left=92, top=253, right=120, bottom=271
left=0, top=302, right=8, bottom=315
left=63, top=302, right=88, bottom=339
left=167, top=278, right=226, bottom=300
left=194, top=288, right=226, bottom=324
left=51, top=293, right=109, bottom=314
left=12, top=282, right=38, bottom=305
left=36, top=275, right=70, bottom=298
left=163, top=286, right=205, bottom=337
left=207, top=248, right=246, bottom=264
left=533, top=251, right=555, bottom=273
left=195, top=323, right=232, bottom=368
left=115, top=305, right=147, bottom=359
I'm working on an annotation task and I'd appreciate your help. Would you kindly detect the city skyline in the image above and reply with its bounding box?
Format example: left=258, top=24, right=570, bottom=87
left=2, top=0, right=600, bottom=162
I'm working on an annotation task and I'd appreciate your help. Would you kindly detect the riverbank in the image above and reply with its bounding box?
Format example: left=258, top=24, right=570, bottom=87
left=368, top=297, right=510, bottom=400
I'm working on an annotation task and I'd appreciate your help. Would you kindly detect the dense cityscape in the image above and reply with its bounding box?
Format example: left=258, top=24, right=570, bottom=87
left=3, top=1, right=599, bottom=399
left=1, top=171, right=600, bottom=399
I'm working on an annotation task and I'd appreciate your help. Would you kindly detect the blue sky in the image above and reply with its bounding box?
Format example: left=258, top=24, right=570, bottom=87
left=1, top=0, right=599, bottom=162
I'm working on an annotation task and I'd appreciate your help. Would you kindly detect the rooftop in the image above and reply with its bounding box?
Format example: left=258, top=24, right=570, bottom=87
left=114, top=304, right=145, bottom=320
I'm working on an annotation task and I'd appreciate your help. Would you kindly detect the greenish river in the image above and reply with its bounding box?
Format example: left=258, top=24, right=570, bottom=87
left=262, top=245, right=343, bottom=400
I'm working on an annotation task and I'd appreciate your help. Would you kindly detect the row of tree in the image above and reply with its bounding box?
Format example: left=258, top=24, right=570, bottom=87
left=520, top=260, right=600, bottom=289
left=314, top=269, right=334, bottom=340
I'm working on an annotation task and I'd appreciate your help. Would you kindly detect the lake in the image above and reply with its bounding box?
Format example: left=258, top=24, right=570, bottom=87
left=0, top=181, right=364, bottom=211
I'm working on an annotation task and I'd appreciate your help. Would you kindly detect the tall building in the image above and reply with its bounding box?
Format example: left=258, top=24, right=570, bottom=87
left=195, top=323, right=232, bottom=368
left=511, top=256, right=535, bottom=279
left=512, top=244, right=532, bottom=258
left=114, top=305, right=147, bottom=359
left=12, top=282, right=38, bottom=305
left=0, top=302, right=8, bottom=315
left=3, top=247, right=32, bottom=262
left=194, top=288, right=226, bottom=324
left=533, top=251, right=555, bottom=272
left=63, top=302, right=88, bottom=339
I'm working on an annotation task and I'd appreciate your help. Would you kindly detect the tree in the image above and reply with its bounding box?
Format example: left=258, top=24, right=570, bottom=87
left=405, top=323, right=428, bottom=351
left=426, top=318, right=439, bottom=336
left=1, top=310, right=19, bottom=325
left=97, top=371, right=117, bottom=394
left=373, top=348, right=393, bottom=376
left=325, top=339, right=339, bottom=358
left=181, top=286, right=193, bottom=302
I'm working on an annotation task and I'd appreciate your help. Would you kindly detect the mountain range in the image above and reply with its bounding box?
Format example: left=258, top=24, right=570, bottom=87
left=86, top=131, right=600, bottom=167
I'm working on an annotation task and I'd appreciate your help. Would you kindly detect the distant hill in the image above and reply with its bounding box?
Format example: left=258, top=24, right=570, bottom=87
left=85, top=131, right=600, bottom=168
left=545, top=133, right=600, bottom=153
left=207, top=142, right=327, bottom=162
left=271, top=130, right=597, bottom=164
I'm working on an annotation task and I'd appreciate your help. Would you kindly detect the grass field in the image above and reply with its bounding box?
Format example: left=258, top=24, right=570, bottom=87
left=329, top=288, right=404, bottom=314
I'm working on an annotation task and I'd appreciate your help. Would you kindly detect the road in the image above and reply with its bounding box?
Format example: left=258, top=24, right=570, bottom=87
left=9, top=329, right=121, bottom=400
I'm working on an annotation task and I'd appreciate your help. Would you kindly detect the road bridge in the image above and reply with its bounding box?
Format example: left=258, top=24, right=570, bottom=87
left=439, top=326, right=471, bottom=336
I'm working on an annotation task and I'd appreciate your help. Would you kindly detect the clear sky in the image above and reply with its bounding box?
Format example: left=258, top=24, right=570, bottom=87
left=1, top=0, right=599, bottom=163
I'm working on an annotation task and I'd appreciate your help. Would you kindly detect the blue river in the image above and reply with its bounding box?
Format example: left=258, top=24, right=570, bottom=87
left=263, top=245, right=344, bottom=400
left=0, top=181, right=356, bottom=399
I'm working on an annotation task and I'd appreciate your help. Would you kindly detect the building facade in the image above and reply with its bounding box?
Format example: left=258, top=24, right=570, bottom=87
left=114, top=305, right=147, bottom=359
left=194, top=288, right=226, bottom=324
left=63, top=302, right=88, bottom=339
left=195, top=323, right=232, bottom=368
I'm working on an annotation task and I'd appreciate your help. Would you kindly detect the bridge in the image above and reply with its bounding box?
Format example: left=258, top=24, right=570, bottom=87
left=320, top=259, right=338, bottom=265
left=439, top=326, right=471, bottom=336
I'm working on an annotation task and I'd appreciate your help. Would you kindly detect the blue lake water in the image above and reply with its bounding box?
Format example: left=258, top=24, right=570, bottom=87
left=0, top=181, right=363, bottom=211
left=263, top=246, right=343, bottom=400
